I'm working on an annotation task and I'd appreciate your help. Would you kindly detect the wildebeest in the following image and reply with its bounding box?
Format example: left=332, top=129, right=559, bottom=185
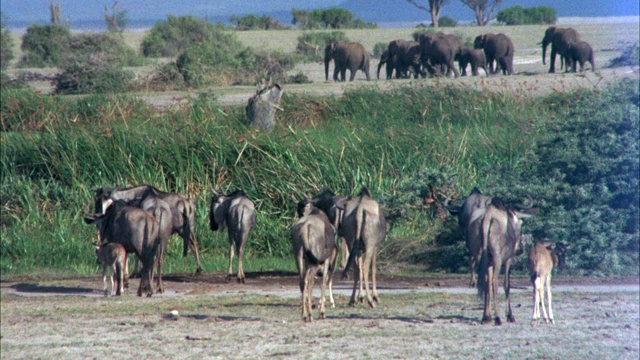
left=340, top=188, right=386, bottom=308
left=291, top=199, right=337, bottom=322
left=85, top=200, right=161, bottom=297
left=209, top=190, right=256, bottom=283
left=477, top=197, right=538, bottom=325
left=528, top=240, right=570, bottom=325
left=94, top=185, right=202, bottom=275
left=310, top=189, right=350, bottom=270
left=446, top=188, right=493, bottom=287
left=95, top=242, right=127, bottom=296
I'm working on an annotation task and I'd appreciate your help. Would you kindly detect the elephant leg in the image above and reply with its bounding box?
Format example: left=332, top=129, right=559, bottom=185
left=333, top=65, right=340, bottom=82
left=349, top=67, right=357, bottom=81
left=340, top=68, right=347, bottom=82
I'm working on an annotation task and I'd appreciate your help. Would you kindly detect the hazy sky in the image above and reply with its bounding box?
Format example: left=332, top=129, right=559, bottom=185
left=1, top=0, right=638, bottom=23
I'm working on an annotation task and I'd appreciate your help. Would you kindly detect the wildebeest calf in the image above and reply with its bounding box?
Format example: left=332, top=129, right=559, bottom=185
left=528, top=240, right=570, bottom=325
left=95, top=243, right=127, bottom=296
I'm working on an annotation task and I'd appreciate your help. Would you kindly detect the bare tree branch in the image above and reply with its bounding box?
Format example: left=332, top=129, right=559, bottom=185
left=406, top=0, right=449, bottom=28
left=460, top=0, right=503, bottom=26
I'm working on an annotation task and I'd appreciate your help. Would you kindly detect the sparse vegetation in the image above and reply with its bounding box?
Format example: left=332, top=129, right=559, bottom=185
left=497, top=5, right=557, bottom=26
left=141, top=15, right=228, bottom=57
left=0, top=23, right=14, bottom=69
left=609, top=42, right=640, bottom=68
left=295, top=31, right=347, bottom=62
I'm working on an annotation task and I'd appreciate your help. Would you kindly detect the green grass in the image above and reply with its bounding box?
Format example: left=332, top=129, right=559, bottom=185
left=1, top=77, right=638, bottom=277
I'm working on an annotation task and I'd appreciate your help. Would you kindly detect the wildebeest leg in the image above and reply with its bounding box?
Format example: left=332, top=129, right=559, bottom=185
left=348, top=257, right=361, bottom=307
left=371, top=248, right=379, bottom=304
left=226, top=239, right=235, bottom=283
left=123, top=255, right=129, bottom=288
left=532, top=276, right=541, bottom=325
left=189, top=233, right=203, bottom=275
left=357, top=256, right=365, bottom=304
left=155, top=241, right=166, bottom=293
left=115, top=259, right=124, bottom=296
left=303, top=264, right=317, bottom=322
left=481, top=265, right=494, bottom=324
left=131, top=256, right=141, bottom=278
left=237, top=239, right=246, bottom=284
left=469, top=256, right=477, bottom=287
left=327, top=247, right=338, bottom=308
left=545, top=274, right=554, bottom=324
left=101, top=265, right=109, bottom=296
left=319, top=261, right=328, bottom=319
left=362, top=251, right=375, bottom=308
left=340, top=238, right=349, bottom=270
left=493, top=265, right=502, bottom=325
left=504, top=261, right=515, bottom=323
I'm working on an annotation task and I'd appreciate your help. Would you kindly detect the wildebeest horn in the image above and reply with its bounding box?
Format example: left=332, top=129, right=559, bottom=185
left=514, top=195, right=534, bottom=210
left=210, top=187, right=219, bottom=196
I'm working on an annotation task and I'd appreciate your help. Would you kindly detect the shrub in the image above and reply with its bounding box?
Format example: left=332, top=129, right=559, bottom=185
left=1, top=23, right=14, bottom=69
left=372, top=42, right=387, bottom=58
left=438, top=16, right=458, bottom=27
left=55, top=58, right=135, bottom=94
left=141, top=15, right=227, bottom=57
left=18, top=24, right=71, bottom=67
left=497, top=6, right=557, bottom=25
left=231, top=14, right=289, bottom=30
left=296, top=31, right=347, bottom=62
left=67, top=32, right=144, bottom=66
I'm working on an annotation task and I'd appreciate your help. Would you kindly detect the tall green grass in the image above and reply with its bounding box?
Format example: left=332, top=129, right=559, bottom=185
left=1, top=81, right=637, bottom=277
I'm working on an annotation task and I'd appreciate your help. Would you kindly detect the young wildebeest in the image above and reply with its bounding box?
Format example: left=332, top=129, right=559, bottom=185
left=477, top=197, right=538, bottom=325
left=310, top=189, right=350, bottom=269
left=291, top=199, right=337, bottom=322
left=340, top=188, right=387, bottom=308
left=210, top=190, right=256, bottom=283
left=85, top=200, right=161, bottom=297
left=528, top=240, right=570, bottom=325
left=94, top=185, right=202, bottom=275
left=446, top=188, right=493, bottom=287
left=95, top=243, right=127, bottom=296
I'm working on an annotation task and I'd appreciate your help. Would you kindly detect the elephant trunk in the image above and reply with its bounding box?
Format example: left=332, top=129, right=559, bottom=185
left=542, top=39, right=549, bottom=65
left=325, top=59, right=330, bottom=81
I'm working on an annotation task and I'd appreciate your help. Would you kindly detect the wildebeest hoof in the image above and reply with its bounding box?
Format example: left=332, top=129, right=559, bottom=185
left=481, top=316, right=492, bottom=325
left=238, top=277, right=244, bottom=284
left=495, top=317, right=502, bottom=326
left=194, top=268, right=203, bottom=276
left=225, top=275, right=232, bottom=283
left=507, top=315, right=516, bottom=323
left=368, top=300, right=376, bottom=309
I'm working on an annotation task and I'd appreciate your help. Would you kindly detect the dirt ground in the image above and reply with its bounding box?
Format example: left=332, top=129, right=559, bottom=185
left=1, top=272, right=638, bottom=359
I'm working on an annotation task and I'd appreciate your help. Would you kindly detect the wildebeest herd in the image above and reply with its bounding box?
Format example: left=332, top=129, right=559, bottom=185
left=324, top=26, right=595, bottom=82
left=84, top=182, right=568, bottom=326
left=81, top=26, right=584, bottom=325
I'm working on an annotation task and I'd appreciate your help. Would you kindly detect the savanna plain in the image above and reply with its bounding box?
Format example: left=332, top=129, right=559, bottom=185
left=2, top=21, right=640, bottom=359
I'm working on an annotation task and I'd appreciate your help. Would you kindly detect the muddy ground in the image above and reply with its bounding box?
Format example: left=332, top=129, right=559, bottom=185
left=1, top=272, right=638, bottom=359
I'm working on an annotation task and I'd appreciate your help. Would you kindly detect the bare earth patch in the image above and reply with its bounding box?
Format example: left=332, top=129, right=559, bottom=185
left=1, top=273, right=638, bottom=359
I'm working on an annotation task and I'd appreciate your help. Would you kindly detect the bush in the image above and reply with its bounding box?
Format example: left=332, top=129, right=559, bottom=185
left=372, top=42, right=387, bottom=58
left=141, top=15, right=227, bottom=57
left=438, top=16, right=458, bottom=27
left=1, top=24, right=14, bottom=69
left=296, top=31, right=347, bottom=62
left=18, top=24, right=71, bottom=67
left=231, top=14, right=289, bottom=30
left=67, top=32, right=144, bottom=66
left=497, top=6, right=557, bottom=25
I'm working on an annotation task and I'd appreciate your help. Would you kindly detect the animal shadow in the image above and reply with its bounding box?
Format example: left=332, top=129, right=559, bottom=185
left=11, top=282, right=94, bottom=295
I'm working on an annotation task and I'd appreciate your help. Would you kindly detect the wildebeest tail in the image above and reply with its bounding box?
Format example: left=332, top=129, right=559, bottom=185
left=180, top=200, right=190, bottom=258
left=341, top=208, right=367, bottom=280
left=477, top=248, right=489, bottom=299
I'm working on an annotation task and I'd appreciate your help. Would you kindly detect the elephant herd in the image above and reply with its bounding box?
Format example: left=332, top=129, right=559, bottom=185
left=324, top=26, right=595, bottom=82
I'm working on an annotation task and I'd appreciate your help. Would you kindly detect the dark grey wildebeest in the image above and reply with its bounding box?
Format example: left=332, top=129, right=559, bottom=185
left=446, top=188, right=493, bottom=287
left=310, top=189, right=350, bottom=269
left=291, top=199, right=337, bottom=322
left=210, top=190, right=256, bottom=283
left=477, top=197, right=538, bottom=325
left=340, top=188, right=386, bottom=308
left=85, top=200, right=161, bottom=297
left=94, top=185, right=202, bottom=275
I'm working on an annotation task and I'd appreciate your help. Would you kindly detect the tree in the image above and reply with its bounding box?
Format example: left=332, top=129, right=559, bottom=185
left=321, top=7, right=353, bottom=29
left=496, top=6, right=556, bottom=25
left=105, top=1, right=129, bottom=32
left=50, top=0, right=62, bottom=25
left=460, top=0, right=502, bottom=26
left=406, top=1, right=449, bottom=28
left=292, top=9, right=312, bottom=29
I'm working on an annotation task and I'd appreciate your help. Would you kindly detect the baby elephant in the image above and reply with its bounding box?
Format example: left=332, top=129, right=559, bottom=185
left=95, top=243, right=127, bottom=296
left=459, top=48, right=488, bottom=76
left=566, top=41, right=596, bottom=72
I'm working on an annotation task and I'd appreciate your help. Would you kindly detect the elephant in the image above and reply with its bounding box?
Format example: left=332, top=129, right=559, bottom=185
left=377, top=39, right=423, bottom=79
left=541, top=26, right=580, bottom=73
left=474, top=33, right=515, bottom=75
left=566, top=40, right=595, bottom=72
left=324, top=42, right=371, bottom=82
left=419, top=33, right=460, bottom=78
left=458, top=48, right=488, bottom=76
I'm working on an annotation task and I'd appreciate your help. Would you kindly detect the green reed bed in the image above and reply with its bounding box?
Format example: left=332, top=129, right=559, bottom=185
left=1, top=81, right=637, bottom=276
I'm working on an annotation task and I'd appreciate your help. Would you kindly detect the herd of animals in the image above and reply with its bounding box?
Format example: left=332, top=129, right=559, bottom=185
left=323, top=26, right=596, bottom=82
left=81, top=25, right=589, bottom=326
left=84, top=183, right=569, bottom=326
